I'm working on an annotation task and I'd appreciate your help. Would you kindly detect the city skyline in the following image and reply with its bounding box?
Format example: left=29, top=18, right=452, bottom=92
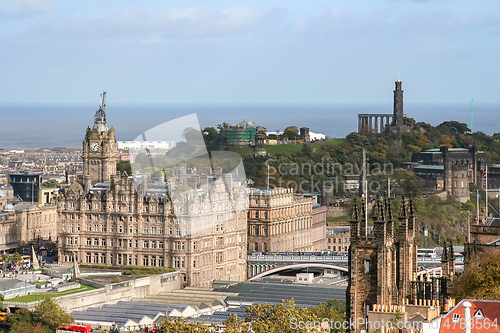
left=1, top=0, right=499, bottom=106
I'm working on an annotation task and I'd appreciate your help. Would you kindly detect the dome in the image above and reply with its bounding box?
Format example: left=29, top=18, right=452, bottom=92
left=3, top=204, right=14, bottom=212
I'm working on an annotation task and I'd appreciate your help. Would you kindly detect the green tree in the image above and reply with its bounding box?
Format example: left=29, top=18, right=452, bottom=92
left=7, top=308, right=51, bottom=333
left=283, top=126, right=299, bottom=140
left=202, top=127, right=220, bottom=143
left=244, top=300, right=321, bottom=333
left=32, top=298, right=73, bottom=330
left=117, top=160, right=132, bottom=175
left=41, top=179, right=60, bottom=188
left=11, top=252, right=22, bottom=264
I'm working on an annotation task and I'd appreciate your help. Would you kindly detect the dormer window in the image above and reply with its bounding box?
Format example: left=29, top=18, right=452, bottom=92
left=452, top=313, right=460, bottom=323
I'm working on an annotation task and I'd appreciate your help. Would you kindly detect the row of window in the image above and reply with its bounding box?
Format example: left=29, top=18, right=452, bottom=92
left=327, top=237, right=350, bottom=244
left=73, top=237, right=166, bottom=249
left=65, top=202, right=164, bottom=213
left=82, top=252, right=165, bottom=266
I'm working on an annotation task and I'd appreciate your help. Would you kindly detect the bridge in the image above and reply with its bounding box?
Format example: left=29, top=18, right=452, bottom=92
left=247, top=254, right=464, bottom=279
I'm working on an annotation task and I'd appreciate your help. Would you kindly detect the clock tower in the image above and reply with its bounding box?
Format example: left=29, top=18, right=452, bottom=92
left=82, top=92, right=118, bottom=186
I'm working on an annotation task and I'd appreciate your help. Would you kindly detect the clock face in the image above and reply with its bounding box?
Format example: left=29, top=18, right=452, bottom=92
left=91, top=142, right=99, bottom=152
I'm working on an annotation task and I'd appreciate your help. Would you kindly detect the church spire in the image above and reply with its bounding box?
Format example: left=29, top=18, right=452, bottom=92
left=94, top=92, right=108, bottom=133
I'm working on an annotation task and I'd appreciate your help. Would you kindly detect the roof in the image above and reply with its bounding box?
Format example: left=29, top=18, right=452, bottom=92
left=72, top=301, right=196, bottom=327
left=485, top=217, right=500, bottom=228
left=424, top=148, right=469, bottom=153
left=13, top=204, right=36, bottom=211
left=439, top=299, right=500, bottom=333
left=414, top=165, right=444, bottom=171
left=213, top=279, right=346, bottom=306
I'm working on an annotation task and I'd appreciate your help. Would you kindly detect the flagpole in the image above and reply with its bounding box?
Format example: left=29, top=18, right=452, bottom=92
left=477, top=190, right=480, bottom=224
left=467, top=211, right=471, bottom=243
left=267, top=165, right=270, bottom=192
left=486, top=165, right=488, bottom=220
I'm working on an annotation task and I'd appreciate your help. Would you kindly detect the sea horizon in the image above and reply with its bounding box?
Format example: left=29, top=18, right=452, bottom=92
left=1, top=102, right=498, bottom=149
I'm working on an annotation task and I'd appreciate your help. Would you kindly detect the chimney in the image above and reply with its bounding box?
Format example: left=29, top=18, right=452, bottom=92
left=463, top=301, right=472, bottom=333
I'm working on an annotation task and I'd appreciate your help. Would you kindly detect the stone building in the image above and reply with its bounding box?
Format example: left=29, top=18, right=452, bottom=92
left=57, top=100, right=248, bottom=287
left=13, top=204, right=58, bottom=246
left=253, top=126, right=267, bottom=157
left=326, top=226, right=350, bottom=253
left=247, top=188, right=322, bottom=253
left=410, top=146, right=485, bottom=202
left=347, top=195, right=456, bottom=332
left=358, top=78, right=409, bottom=134
left=0, top=206, right=19, bottom=253
left=311, top=204, right=327, bottom=252
left=465, top=217, right=500, bottom=269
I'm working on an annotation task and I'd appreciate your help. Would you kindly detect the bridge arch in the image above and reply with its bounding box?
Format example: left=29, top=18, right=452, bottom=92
left=248, top=263, right=348, bottom=281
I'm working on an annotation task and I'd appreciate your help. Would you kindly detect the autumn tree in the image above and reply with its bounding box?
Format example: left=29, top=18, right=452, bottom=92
left=453, top=250, right=500, bottom=300
left=157, top=318, right=211, bottom=333
left=283, top=126, right=299, bottom=140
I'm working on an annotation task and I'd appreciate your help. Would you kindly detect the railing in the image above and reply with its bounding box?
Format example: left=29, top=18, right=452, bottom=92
left=247, top=255, right=464, bottom=265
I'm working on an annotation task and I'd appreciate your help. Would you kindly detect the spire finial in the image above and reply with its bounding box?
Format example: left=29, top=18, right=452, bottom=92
left=397, top=71, right=400, bottom=82
left=94, top=92, right=108, bottom=133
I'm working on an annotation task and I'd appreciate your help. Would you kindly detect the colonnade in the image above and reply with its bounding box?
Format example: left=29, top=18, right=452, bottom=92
left=358, top=114, right=393, bottom=134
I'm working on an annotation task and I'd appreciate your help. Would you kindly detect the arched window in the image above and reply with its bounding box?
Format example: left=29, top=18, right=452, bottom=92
left=263, top=243, right=268, bottom=253
left=253, top=242, right=258, bottom=252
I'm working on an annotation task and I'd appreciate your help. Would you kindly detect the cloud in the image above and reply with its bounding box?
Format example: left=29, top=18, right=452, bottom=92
left=20, top=6, right=288, bottom=42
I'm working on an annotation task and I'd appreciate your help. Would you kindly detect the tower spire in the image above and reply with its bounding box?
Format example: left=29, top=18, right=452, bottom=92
left=94, top=92, right=108, bottom=133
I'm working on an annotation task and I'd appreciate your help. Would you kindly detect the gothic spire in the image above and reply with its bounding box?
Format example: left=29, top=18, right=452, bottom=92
left=408, top=193, right=415, bottom=217
left=351, top=197, right=359, bottom=222
left=400, top=194, right=407, bottom=218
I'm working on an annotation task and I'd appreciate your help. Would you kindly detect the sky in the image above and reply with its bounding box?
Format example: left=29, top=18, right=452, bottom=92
left=1, top=0, right=499, bottom=105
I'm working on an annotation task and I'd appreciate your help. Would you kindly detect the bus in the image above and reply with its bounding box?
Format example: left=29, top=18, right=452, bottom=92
left=57, top=324, right=92, bottom=333
left=417, top=248, right=438, bottom=260
left=21, top=255, right=30, bottom=265
left=0, top=312, right=10, bottom=327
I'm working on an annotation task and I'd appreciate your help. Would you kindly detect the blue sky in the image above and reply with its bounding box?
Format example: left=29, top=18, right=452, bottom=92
left=1, top=0, right=499, bottom=105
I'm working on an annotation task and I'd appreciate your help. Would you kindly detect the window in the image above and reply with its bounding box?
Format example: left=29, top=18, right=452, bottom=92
left=158, top=241, right=164, bottom=249
left=452, top=313, right=460, bottom=323
left=151, top=240, right=156, bottom=248
left=143, top=241, right=148, bottom=248
left=128, top=240, right=132, bottom=248
left=93, top=238, right=98, bottom=246
left=101, top=239, right=106, bottom=246
left=253, top=242, right=258, bottom=252
left=365, top=260, right=370, bottom=273
left=86, top=238, right=91, bottom=245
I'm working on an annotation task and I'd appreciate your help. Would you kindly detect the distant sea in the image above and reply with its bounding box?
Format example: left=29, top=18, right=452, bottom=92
left=1, top=103, right=498, bottom=148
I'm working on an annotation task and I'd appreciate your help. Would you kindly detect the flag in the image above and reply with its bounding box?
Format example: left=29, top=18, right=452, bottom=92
left=483, top=169, right=487, bottom=179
